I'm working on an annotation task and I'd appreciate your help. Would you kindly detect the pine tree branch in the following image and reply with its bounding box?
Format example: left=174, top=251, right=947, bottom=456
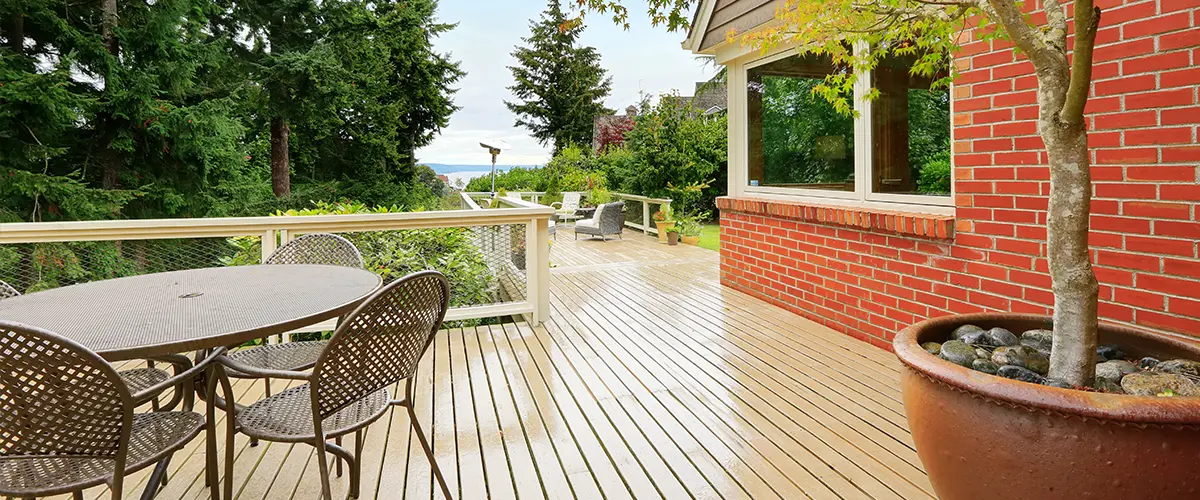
left=1061, top=1, right=1100, bottom=124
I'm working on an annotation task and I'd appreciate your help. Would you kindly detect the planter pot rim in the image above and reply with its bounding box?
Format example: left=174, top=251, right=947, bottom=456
left=894, top=312, right=1200, bottom=424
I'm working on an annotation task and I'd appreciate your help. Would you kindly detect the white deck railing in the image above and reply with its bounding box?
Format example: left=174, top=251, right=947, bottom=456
left=0, top=205, right=553, bottom=327
left=462, top=191, right=671, bottom=234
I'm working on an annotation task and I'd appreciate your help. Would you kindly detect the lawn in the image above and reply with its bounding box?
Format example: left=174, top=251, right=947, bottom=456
left=697, top=223, right=720, bottom=251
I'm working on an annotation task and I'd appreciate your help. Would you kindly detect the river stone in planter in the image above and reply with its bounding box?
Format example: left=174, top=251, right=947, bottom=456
left=1120, top=372, right=1200, bottom=397
left=1095, top=360, right=1138, bottom=384
left=986, top=327, right=1020, bottom=347
left=921, top=342, right=942, bottom=355
left=1156, top=359, right=1200, bottom=377
left=1138, top=357, right=1161, bottom=370
left=1043, top=378, right=1073, bottom=389
left=1095, top=378, right=1125, bottom=394
left=971, top=358, right=999, bottom=374
left=959, top=330, right=990, bottom=346
left=1096, top=344, right=1124, bottom=361
left=951, top=324, right=985, bottom=340
left=939, top=340, right=977, bottom=367
left=1020, top=329, right=1053, bottom=351
left=997, top=365, right=1046, bottom=384
left=991, top=346, right=1050, bottom=375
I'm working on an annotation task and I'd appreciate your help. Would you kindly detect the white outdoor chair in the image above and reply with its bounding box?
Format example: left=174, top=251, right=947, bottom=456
left=551, top=192, right=582, bottom=214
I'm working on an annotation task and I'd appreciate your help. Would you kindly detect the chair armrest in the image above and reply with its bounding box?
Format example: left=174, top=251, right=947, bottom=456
left=214, top=353, right=314, bottom=381
left=131, top=347, right=228, bottom=403
left=550, top=201, right=563, bottom=209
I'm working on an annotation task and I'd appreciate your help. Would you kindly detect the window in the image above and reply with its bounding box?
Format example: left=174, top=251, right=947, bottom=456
left=747, top=55, right=855, bottom=191
left=743, top=51, right=952, bottom=205
left=872, top=56, right=951, bottom=197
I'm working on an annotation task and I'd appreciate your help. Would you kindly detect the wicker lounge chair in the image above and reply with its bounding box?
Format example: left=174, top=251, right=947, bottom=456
left=574, top=201, right=626, bottom=241
left=0, top=321, right=222, bottom=500
left=211, top=271, right=452, bottom=500
left=224, top=233, right=365, bottom=397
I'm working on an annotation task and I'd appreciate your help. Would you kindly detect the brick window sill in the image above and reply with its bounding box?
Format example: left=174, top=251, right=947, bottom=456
left=716, top=196, right=955, bottom=240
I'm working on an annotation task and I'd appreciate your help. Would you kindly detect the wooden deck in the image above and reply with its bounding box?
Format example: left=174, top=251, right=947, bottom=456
left=63, top=227, right=933, bottom=500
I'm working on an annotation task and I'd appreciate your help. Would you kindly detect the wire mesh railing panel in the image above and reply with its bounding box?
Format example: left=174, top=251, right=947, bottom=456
left=329, top=224, right=526, bottom=310
left=0, top=237, right=252, bottom=294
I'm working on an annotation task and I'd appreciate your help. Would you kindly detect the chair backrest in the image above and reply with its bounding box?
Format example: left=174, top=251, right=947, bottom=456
left=310, top=271, right=450, bottom=419
left=599, top=201, right=626, bottom=233
left=560, top=192, right=581, bottom=211
left=265, top=233, right=365, bottom=268
left=0, top=280, right=19, bottom=300
left=0, top=321, right=132, bottom=460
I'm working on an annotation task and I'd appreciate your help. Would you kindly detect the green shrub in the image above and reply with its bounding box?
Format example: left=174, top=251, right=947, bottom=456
left=224, top=201, right=501, bottom=332
left=917, top=152, right=952, bottom=195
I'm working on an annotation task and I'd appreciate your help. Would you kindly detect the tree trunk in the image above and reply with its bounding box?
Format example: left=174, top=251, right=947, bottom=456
left=100, top=0, right=121, bottom=190
left=270, top=117, right=291, bottom=197
left=9, top=12, right=23, bottom=55
left=1043, top=123, right=1100, bottom=386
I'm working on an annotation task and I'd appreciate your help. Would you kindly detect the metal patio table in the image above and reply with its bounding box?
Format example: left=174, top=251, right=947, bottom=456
left=0, top=264, right=382, bottom=361
left=0, top=264, right=381, bottom=499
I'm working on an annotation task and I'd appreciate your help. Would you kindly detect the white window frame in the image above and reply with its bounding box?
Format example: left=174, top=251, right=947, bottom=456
left=732, top=45, right=955, bottom=215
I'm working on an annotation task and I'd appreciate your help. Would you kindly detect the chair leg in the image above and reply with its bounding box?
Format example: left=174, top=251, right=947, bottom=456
left=73, top=491, right=84, bottom=500
left=313, top=435, right=334, bottom=500
left=407, top=401, right=452, bottom=499
left=139, top=456, right=171, bottom=500
left=352, top=430, right=364, bottom=499
left=219, top=369, right=237, bottom=500
left=263, top=377, right=271, bottom=397
left=335, top=436, right=343, bottom=477
left=205, top=370, right=220, bottom=499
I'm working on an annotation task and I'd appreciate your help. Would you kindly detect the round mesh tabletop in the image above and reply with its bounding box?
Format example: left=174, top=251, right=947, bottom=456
left=0, top=265, right=381, bottom=361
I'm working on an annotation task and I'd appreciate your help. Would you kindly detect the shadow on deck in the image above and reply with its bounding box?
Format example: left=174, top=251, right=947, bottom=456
left=64, top=227, right=932, bottom=500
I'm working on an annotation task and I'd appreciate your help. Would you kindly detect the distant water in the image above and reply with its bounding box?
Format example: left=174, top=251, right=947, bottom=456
left=425, top=163, right=539, bottom=189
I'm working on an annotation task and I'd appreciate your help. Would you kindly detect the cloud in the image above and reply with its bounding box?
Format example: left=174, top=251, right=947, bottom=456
left=416, top=2, right=715, bottom=166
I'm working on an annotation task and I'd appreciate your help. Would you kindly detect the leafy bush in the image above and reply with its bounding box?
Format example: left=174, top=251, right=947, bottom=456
left=224, top=201, right=502, bottom=330
left=593, top=95, right=727, bottom=216
left=917, top=152, right=952, bottom=195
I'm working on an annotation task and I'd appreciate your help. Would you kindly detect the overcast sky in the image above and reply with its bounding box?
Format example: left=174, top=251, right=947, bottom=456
left=414, top=1, right=715, bottom=166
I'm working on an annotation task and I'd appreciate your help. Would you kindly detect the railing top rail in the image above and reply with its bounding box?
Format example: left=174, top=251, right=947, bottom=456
left=460, top=191, right=483, bottom=210
left=612, top=192, right=672, bottom=204
left=0, top=207, right=553, bottom=244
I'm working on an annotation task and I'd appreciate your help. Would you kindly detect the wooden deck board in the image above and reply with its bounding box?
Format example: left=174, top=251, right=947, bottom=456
left=63, top=227, right=931, bottom=500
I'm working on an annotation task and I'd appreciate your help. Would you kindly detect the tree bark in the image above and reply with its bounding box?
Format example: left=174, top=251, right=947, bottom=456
left=8, top=12, right=23, bottom=55
left=270, top=117, right=291, bottom=197
left=100, top=0, right=121, bottom=190
left=986, top=0, right=1102, bottom=386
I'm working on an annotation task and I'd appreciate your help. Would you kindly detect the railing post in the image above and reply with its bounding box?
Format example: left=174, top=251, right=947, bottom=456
left=642, top=201, right=651, bottom=235
left=526, top=216, right=550, bottom=325
left=261, top=229, right=277, bottom=263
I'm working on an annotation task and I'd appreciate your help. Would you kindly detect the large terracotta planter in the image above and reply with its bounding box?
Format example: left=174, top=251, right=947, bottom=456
left=894, top=313, right=1200, bottom=500
left=680, top=235, right=700, bottom=245
left=655, top=221, right=674, bottom=243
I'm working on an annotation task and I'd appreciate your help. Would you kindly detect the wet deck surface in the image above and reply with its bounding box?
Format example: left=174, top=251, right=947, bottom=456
left=64, top=227, right=932, bottom=500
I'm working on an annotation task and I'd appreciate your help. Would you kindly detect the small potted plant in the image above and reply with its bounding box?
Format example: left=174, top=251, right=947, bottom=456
left=678, top=212, right=707, bottom=245
left=652, top=209, right=674, bottom=244
left=664, top=225, right=680, bottom=246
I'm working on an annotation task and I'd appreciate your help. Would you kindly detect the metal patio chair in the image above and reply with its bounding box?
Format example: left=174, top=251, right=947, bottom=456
left=211, top=270, right=452, bottom=500
left=0, top=321, right=223, bottom=500
left=550, top=192, right=582, bottom=214
left=0, top=279, right=190, bottom=410
left=225, top=233, right=365, bottom=397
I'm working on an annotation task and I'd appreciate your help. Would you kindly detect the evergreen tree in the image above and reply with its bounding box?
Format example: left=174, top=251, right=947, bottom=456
left=506, top=0, right=613, bottom=153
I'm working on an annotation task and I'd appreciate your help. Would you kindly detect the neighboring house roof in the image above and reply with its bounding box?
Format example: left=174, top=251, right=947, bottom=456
left=684, top=0, right=781, bottom=54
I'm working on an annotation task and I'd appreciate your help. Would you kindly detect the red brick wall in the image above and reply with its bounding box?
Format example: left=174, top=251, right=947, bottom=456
left=718, top=0, right=1200, bottom=349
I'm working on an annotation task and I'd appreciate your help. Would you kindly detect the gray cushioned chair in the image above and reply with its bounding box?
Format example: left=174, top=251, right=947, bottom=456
left=574, top=201, right=626, bottom=241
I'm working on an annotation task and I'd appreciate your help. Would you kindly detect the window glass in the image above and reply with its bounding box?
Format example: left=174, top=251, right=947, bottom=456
left=872, top=56, right=951, bottom=196
left=747, top=55, right=854, bottom=191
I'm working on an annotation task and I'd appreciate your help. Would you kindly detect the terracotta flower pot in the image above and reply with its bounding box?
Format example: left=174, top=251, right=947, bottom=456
left=894, top=313, right=1200, bottom=500
left=680, top=235, right=700, bottom=245
left=655, top=221, right=675, bottom=243
left=666, top=232, right=679, bottom=245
